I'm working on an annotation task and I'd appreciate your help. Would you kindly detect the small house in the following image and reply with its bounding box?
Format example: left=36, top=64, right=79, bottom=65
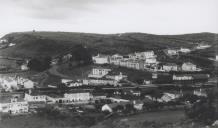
left=181, top=62, right=197, bottom=71
left=92, top=54, right=109, bottom=64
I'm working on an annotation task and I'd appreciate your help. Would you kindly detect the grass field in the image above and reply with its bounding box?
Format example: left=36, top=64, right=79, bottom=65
left=92, top=110, right=185, bottom=128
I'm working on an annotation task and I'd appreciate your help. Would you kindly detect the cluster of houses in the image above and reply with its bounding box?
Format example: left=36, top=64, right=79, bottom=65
left=160, top=62, right=201, bottom=72
left=0, top=75, right=35, bottom=92
left=83, top=67, right=127, bottom=86
left=164, top=43, right=211, bottom=56
left=0, top=91, right=94, bottom=115
left=60, top=67, right=127, bottom=87
left=164, top=47, right=191, bottom=56
left=92, top=51, right=157, bottom=70
left=92, top=51, right=202, bottom=73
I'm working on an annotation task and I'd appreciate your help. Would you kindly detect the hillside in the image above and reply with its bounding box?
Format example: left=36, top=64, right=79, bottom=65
left=0, top=31, right=217, bottom=58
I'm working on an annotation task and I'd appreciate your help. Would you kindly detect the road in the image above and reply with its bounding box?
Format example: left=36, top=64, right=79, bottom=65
left=48, top=65, right=71, bottom=78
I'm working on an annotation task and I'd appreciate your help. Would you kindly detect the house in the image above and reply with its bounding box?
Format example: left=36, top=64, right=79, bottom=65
left=119, top=59, right=144, bottom=70
left=24, top=92, right=47, bottom=102
left=92, top=93, right=107, bottom=100
left=109, top=54, right=123, bottom=65
left=181, top=62, right=197, bottom=71
left=165, top=49, right=179, bottom=56
left=61, top=79, right=73, bottom=84
left=133, top=100, right=144, bottom=110
left=51, top=58, right=59, bottom=65
left=130, top=90, right=141, bottom=96
left=68, top=81, right=83, bottom=87
left=135, top=51, right=155, bottom=59
left=83, top=78, right=117, bottom=86
left=105, top=72, right=127, bottom=81
left=101, top=102, right=129, bottom=113
left=64, top=92, right=92, bottom=102
left=180, top=48, right=191, bottom=53
left=109, top=97, right=130, bottom=103
left=0, top=39, right=7, bottom=43
left=8, top=43, right=16, bottom=47
left=145, top=57, right=157, bottom=64
left=162, top=63, right=178, bottom=72
left=62, top=53, right=72, bottom=62
left=92, top=54, right=109, bottom=64
left=21, top=64, right=29, bottom=71
left=17, top=77, right=35, bottom=89
left=47, top=92, right=93, bottom=104
left=0, top=76, right=19, bottom=91
left=196, top=44, right=211, bottom=50
left=193, top=88, right=207, bottom=97
left=216, top=55, right=218, bottom=61
left=0, top=96, right=29, bottom=114
left=158, top=92, right=181, bottom=102
left=88, top=67, right=111, bottom=78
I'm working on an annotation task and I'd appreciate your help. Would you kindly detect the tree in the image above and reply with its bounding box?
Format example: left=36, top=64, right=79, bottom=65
left=124, top=104, right=135, bottom=113
left=27, top=56, right=51, bottom=71
left=113, top=105, right=124, bottom=112
left=70, top=45, right=92, bottom=65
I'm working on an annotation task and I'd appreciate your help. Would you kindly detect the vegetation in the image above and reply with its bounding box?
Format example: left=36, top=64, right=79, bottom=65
left=27, top=56, right=51, bottom=71
left=1, top=32, right=217, bottom=58
left=185, top=89, right=218, bottom=125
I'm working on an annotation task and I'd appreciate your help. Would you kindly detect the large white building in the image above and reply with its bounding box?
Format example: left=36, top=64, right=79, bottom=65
left=173, top=74, right=193, bottom=81
left=92, top=54, right=109, bottom=64
left=24, top=93, right=47, bottom=102
left=83, top=78, right=117, bottom=86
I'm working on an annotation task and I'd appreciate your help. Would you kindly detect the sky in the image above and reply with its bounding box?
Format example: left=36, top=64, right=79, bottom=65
left=0, top=0, right=217, bottom=37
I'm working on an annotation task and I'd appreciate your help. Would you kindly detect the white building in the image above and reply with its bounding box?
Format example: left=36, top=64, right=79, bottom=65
left=83, top=78, right=117, bottom=86
left=180, top=48, right=191, bottom=53
left=17, top=77, right=35, bottom=89
left=92, top=54, right=109, bottom=64
left=88, top=67, right=111, bottom=78
left=162, top=63, right=178, bottom=72
left=24, top=93, right=47, bottom=102
left=106, top=72, right=127, bottom=81
left=145, top=58, right=157, bottom=64
left=181, top=62, right=197, bottom=71
left=64, top=92, right=92, bottom=102
left=47, top=92, right=93, bottom=104
left=135, top=51, right=155, bottom=59
left=21, top=64, right=29, bottom=71
left=196, top=44, right=211, bottom=50
left=216, top=55, right=218, bottom=61
left=173, top=74, right=193, bottom=81
left=193, top=89, right=207, bottom=97
left=109, top=54, right=123, bottom=65
left=166, top=49, right=179, bottom=56
left=101, top=102, right=129, bottom=113
left=158, top=93, right=181, bottom=102
left=0, top=97, right=29, bottom=114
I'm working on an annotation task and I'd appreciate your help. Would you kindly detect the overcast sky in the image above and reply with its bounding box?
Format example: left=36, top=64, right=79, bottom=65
left=0, top=0, right=217, bottom=37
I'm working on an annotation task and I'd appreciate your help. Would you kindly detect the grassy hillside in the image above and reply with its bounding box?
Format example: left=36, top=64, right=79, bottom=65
left=0, top=31, right=217, bottom=58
